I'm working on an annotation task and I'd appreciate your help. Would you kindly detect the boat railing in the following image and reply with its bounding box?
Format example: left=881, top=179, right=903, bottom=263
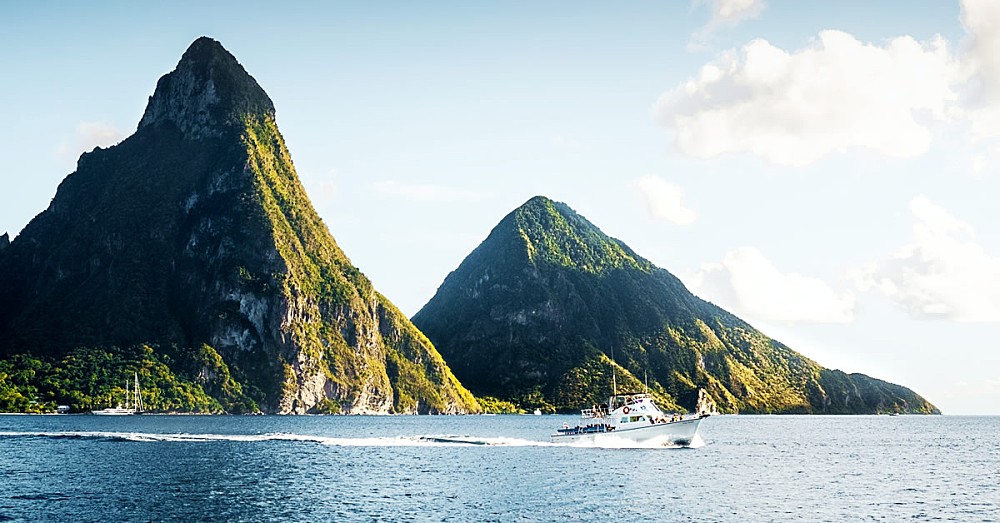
left=555, top=422, right=614, bottom=436
left=580, top=407, right=607, bottom=419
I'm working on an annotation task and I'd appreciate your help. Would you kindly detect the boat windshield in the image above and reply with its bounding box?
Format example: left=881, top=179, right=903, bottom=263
left=609, top=393, right=652, bottom=411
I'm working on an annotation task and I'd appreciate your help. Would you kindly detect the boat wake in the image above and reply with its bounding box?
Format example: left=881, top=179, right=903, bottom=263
left=556, top=432, right=707, bottom=449
left=0, top=431, right=704, bottom=449
left=0, top=431, right=550, bottom=447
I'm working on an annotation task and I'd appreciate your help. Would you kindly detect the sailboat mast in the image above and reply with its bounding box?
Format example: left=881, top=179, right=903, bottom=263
left=610, top=346, right=617, bottom=396
left=133, top=372, right=144, bottom=412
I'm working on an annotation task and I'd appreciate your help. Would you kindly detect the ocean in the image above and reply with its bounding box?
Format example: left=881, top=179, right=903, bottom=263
left=0, top=414, right=996, bottom=522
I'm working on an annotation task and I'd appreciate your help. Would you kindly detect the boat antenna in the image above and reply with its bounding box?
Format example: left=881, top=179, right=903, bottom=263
left=644, top=370, right=648, bottom=394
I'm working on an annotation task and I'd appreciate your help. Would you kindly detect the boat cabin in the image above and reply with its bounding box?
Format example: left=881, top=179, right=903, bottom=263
left=552, top=390, right=706, bottom=444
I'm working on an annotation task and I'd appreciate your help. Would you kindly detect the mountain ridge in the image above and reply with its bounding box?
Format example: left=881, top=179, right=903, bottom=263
left=413, top=195, right=939, bottom=415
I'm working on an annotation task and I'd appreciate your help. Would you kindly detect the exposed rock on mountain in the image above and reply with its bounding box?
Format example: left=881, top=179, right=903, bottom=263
left=0, top=37, right=477, bottom=414
left=412, top=196, right=938, bottom=415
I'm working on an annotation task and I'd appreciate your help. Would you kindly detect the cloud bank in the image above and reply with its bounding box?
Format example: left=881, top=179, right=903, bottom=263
left=691, top=0, right=765, bottom=48
left=688, top=246, right=855, bottom=323
left=664, top=0, right=1000, bottom=166
left=632, top=175, right=697, bottom=225
left=659, top=30, right=956, bottom=166
left=856, top=196, right=1000, bottom=322
left=960, top=0, right=1000, bottom=141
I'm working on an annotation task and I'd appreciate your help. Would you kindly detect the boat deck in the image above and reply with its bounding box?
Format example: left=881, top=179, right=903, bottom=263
left=554, top=424, right=613, bottom=436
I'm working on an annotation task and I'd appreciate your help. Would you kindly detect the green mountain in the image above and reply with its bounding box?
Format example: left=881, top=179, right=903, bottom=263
left=412, top=196, right=939, bottom=415
left=0, top=37, right=477, bottom=414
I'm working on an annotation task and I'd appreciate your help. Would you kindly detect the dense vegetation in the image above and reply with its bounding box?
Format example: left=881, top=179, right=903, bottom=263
left=0, top=345, right=257, bottom=413
left=476, top=396, right=524, bottom=414
left=413, top=196, right=939, bottom=415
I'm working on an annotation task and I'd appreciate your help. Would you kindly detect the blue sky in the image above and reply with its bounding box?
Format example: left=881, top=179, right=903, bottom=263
left=3, top=1, right=999, bottom=414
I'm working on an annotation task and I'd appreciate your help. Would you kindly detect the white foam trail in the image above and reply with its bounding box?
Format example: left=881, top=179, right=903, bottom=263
left=688, top=433, right=707, bottom=448
left=415, top=435, right=555, bottom=447
left=0, top=431, right=552, bottom=447
left=0, top=431, right=705, bottom=448
left=556, top=432, right=707, bottom=449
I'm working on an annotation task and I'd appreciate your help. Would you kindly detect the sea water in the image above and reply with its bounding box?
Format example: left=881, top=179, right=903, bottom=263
left=0, top=414, right=997, bottom=522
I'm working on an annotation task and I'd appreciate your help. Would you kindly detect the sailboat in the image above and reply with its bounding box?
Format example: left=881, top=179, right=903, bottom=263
left=91, top=372, right=146, bottom=415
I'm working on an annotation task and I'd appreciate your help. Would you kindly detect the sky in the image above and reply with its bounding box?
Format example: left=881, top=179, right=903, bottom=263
left=2, top=1, right=999, bottom=414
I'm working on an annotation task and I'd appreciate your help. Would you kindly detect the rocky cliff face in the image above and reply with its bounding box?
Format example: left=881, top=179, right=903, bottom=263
left=412, top=196, right=939, bottom=415
left=0, top=37, right=477, bottom=414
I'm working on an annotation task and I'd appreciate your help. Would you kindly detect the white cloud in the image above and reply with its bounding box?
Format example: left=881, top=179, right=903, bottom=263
left=712, top=0, right=762, bottom=22
left=668, top=0, right=1000, bottom=165
left=687, top=246, right=855, bottom=323
left=855, top=196, right=1000, bottom=322
left=370, top=180, right=483, bottom=203
left=961, top=0, right=1000, bottom=104
left=691, top=0, right=765, bottom=48
left=969, top=148, right=1000, bottom=178
left=56, top=121, right=124, bottom=162
left=966, top=105, right=1000, bottom=141
left=660, top=30, right=958, bottom=166
left=631, top=175, right=697, bottom=225
left=959, top=0, right=1000, bottom=140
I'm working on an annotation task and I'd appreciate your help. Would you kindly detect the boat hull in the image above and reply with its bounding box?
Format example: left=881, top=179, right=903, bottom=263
left=551, top=416, right=704, bottom=446
left=91, top=408, right=139, bottom=416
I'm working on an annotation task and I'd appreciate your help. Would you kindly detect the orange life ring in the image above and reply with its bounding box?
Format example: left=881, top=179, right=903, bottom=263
left=623, top=407, right=630, bottom=414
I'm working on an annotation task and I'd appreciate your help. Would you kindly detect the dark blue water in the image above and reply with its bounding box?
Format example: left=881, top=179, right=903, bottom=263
left=1, top=414, right=997, bottom=522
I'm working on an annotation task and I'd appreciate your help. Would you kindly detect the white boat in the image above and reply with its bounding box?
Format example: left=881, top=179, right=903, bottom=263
left=91, top=372, right=146, bottom=415
left=551, top=392, right=707, bottom=446
left=533, top=408, right=542, bottom=416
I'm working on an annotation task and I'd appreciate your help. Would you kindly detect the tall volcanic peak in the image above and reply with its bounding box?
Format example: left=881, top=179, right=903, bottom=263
left=507, top=196, right=650, bottom=272
left=0, top=37, right=477, bottom=415
left=137, top=37, right=274, bottom=140
left=413, top=196, right=938, bottom=415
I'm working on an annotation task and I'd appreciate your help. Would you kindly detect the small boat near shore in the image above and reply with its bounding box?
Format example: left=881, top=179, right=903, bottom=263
left=551, top=392, right=707, bottom=446
left=91, top=372, right=145, bottom=416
